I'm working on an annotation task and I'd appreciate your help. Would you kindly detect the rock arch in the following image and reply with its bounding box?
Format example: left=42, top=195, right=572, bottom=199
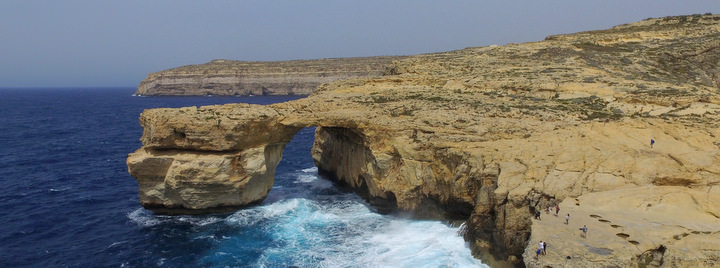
left=126, top=103, right=480, bottom=219
left=126, top=102, right=518, bottom=259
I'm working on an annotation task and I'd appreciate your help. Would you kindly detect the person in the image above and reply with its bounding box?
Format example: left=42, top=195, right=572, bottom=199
left=555, top=205, right=560, bottom=216
left=580, top=225, right=588, bottom=238
left=565, top=213, right=570, bottom=224
left=539, top=241, right=545, bottom=255
left=651, top=138, right=655, bottom=148
left=543, top=241, right=548, bottom=255
left=536, top=248, right=541, bottom=258
left=535, top=210, right=541, bottom=220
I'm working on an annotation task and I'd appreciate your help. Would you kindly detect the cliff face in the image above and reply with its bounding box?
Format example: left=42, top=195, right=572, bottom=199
left=126, top=104, right=302, bottom=213
left=128, top=15, right=720, bottom=267
left=135, top=57, right=404, bottom=96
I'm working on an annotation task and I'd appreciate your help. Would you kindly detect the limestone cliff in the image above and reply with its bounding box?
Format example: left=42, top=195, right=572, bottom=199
left=126, top=104, right=302, bottom=213
left=135, top=57, right=404, bottom=96
left=128, top=14, right=720, bottom=267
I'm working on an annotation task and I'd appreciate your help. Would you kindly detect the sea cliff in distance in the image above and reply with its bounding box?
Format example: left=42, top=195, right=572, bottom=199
left=135, top=56, right=405, bottom=96
left=129, top=14, right=720, bottom=267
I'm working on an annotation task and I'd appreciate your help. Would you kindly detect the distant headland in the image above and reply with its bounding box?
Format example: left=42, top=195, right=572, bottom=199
left=135, top=56, right=406, bottom=96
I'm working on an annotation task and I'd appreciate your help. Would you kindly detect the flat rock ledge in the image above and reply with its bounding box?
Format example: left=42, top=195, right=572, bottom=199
left=523, top=186, right=720, bottom=268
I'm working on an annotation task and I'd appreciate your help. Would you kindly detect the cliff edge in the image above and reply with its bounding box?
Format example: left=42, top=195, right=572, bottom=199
left=128, top=14, right=720, bottom=267
left=135, top=56, right=404, bottom=96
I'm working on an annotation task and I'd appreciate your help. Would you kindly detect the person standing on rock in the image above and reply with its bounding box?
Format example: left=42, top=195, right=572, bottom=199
left=543, top=241, right=548, bottom=255
left=651, top=138, right=655, bottom=148
left=539, top=240, right=545, bottom=255
left=555, top=205, right=560, bottom=216
left=580, top=225, right=588, bottom=238
left=565, top=213, right=570, bottom=224
left=535, top=210, right=541, bottom=220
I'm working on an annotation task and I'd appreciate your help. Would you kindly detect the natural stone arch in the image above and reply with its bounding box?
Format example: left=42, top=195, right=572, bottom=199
left=126, top=103, right=482, bottom=219
left=126, top=100, right=530, bottom=260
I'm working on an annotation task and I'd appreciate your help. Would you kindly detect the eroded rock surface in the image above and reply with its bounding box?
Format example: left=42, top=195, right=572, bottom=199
left=523, top=186, right=720, bottom=268
left=128, top=15, right=720, bottom=266
left=127, top=104, right=302, bottom=213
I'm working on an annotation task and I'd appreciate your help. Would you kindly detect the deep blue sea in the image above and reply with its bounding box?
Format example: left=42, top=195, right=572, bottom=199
left=0, top=88, right=487, bottom=268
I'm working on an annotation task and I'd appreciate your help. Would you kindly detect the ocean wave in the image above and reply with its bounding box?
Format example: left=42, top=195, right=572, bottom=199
left=48, top=186, right=71, bottom=192
left=295, top=173, right=318, bottom=183
left=127, top=208, right=162, bottom=227
left=301, top=167, right=318, bottom=173
left=291, top=167, right=337, bottom=193
left=176, top=215, right=223, bottom=226
left=225, top=198, right=306, bottom=226
left=320, top=219, right=488, bottom=268
left=241, top=206, right=487, bottom=268
left=102, top=240, right=128, bottom=252
left=194, top=194, right=486, bottom=268
left=127, top=208, right=225, bottom=228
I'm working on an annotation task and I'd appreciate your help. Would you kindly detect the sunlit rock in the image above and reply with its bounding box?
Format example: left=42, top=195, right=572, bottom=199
left=128, top=14, right=720, bottom=266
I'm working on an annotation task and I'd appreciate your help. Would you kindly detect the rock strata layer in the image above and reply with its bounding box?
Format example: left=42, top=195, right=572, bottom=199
left=128, top=14, right=720, bottom=267
left=135, top=57, right=404, bottom=96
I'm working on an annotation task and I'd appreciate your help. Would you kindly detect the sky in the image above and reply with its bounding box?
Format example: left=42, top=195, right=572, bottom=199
left=1, top=1, right=719, bottom=88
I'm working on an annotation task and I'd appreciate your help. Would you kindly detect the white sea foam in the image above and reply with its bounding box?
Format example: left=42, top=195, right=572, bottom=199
left=301, top=167, right=318, bottom=173
left=347, top=220, right=488, bottom=267
left=225, top=198, right=304, bottom=226
left=128, top=208, right=223, bottom=228
left=236, top=196, right=487, bottom=268
left=209, top=168, right=486, bottom=267
left=295, top=173, right=318, bottom=183
left=294, top=167, right=336, bottom=192
left=294, top=166, right=321, bottom=184
left=176, top=215, right=222, bottom=226
left=103, top=240, right=128, bottom=251
left=192, top=234, right=217, bottom=241
left=48, top=186, right=71, bottom=192
left=127, top=208, right=162, bottom=227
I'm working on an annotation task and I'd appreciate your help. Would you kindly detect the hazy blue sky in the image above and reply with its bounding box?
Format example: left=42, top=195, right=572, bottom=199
left=1, top=1, right=718, bottom=88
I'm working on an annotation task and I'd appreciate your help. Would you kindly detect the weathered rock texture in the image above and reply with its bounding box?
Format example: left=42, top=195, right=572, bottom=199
left=128, top=14, right=720, bottom=267
left=135, top=57, right=404, bottom=96
left=126, top=104, right=303, bottom=213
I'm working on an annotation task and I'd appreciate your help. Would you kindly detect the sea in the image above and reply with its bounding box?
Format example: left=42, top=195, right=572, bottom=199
left=0, top=88, right=488, bottom=268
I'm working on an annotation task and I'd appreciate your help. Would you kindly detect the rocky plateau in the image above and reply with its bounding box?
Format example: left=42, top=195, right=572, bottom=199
left=128, top=14, right=720, bottom=267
